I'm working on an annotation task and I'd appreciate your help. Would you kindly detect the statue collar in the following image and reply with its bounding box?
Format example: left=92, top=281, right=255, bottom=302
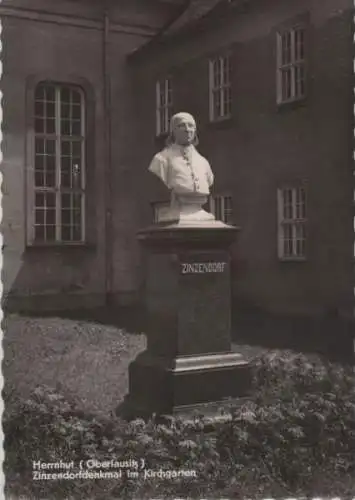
left=171, top=143, right=195, bottom=154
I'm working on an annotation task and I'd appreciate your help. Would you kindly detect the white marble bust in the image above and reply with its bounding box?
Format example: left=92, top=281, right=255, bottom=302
left=148, top=112, right=215, bottom=223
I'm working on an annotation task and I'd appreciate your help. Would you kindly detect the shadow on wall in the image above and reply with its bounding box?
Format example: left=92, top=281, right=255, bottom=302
left=5, top=304, right=146, bottom=337
left=5, top=300, right=354, bottom=365
left=232, top=302, right=355, bottom=365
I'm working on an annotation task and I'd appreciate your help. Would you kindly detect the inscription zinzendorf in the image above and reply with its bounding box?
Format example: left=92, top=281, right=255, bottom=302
left=181, top=262, right=226, bottom=274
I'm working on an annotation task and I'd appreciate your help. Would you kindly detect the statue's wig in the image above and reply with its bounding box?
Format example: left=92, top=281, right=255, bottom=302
left=166, top=112, right=199, bottom=146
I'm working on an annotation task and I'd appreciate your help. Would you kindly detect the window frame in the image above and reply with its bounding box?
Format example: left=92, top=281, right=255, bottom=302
left=155, top=77, right=173, bottom=137
left=277, top=185, right=307, bottom=261
left=27, top=81, right=87, bottom=246
left=209, top=53, right=232, bottom=122
left=276, top=24, right=307, bottom=105
left=151, top=200, right=170, bottom=224
left=208, top=194, right=234, bottom=225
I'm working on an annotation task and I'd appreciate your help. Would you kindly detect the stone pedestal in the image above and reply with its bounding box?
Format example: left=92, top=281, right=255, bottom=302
left=120, top=221, right=251, bottom=418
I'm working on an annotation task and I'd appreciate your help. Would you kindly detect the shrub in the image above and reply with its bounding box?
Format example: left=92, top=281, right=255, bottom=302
left=4, top=351, right=355, bottom=499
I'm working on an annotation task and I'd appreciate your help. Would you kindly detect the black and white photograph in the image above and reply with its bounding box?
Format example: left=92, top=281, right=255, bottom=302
left=1, top=0, right=355, bottom=498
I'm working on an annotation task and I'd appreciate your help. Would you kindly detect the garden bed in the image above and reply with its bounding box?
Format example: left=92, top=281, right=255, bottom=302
left=3, top=314, right=355, bottom=499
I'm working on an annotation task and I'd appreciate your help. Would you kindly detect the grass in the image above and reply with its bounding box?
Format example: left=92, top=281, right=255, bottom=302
left=3, top=313, right=146, bottom=417
left=3, top=313, right=268, bottom=417
left=3, top=313, right=355, bottom=499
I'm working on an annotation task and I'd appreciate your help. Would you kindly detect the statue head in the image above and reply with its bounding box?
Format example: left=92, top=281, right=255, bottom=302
left=166, top=112, right=199, bottom=147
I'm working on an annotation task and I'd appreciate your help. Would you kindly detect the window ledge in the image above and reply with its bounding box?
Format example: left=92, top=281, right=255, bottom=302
left=207, top=116, right=234, bottom=129
left=26, top=242, right=96, bottom=251
left=155, top=132, right=169, bottom=140
left=277, top=97, right=307, bottom=113
left=278, top=256, right=307, bottom=262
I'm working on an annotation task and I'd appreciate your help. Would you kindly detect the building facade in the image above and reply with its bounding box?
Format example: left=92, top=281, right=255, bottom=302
left=130, top=0, right=355, bottom=319
left=1, top=0, right=183, bottom=310
left=1, top=0, right=354, bottom=321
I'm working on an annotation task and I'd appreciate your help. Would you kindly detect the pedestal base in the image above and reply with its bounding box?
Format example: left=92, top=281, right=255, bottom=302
left=118, top=350, right=251, bottom=419
left=119, top=223, right=251, bottom=420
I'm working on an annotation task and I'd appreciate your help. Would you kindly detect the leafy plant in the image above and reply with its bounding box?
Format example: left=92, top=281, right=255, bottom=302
left=4, top=350, right=355, bottom=499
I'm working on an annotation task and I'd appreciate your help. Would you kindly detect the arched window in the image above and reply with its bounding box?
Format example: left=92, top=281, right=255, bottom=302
left=32, top=82, right=86, bottom=243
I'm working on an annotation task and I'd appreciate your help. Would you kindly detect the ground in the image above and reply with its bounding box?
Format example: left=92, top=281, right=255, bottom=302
left=3, top=313, right=355, bottom=499
left=3, top=314, right=146, bottom=417
left=3, top=313, right=266, bottom=417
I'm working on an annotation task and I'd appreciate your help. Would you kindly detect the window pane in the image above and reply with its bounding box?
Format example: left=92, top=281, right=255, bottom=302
left=61, top=103, right=70, bottom=119
left=46, top=192, right=56, bottom=208
left=35, top=225, right=45, bottom=241
left=295, top=223, right=305, bottom=240
left=35, top=140, right=56, bottom=188
left=60, top=87, right=71, bottom=104
left=281, top=31, right=292, bottom=65
left=213, top=90, right=221, bottom=119
left=72, top=225, right=82, bottom=241
left=295, top=188, right=306, bottom=218
left=163, top=110, right=168, bottom=134
left=222, top=88, right=232, bottom=117
left=61, top=226, right=71, bottom=241
left=61, top=209, right=71, bottom=224
left=35, top=154, right=44, bottom=170
left=223, top=197, right=233, bottom=224
left=72, top=104, right=81, bottom=120
left=35, top=171, right=45, bottom=187
left=61, top=156, right=71, bottom=185
left=35, top=209, right=45, bottom=225
left=61, top=120, right=71, bottom=136
left=35, top=101, right=44, bottom=117
left=46, top=209, right=56, bottom=225
left=35, top=192, right=45, bottom=207
left=222, top=57, right=230, bottom=85
left=282, top=224, right=293, bottom=257
left=167, top=86, right=173, bottom=106
left=46, top=101, right=55, bottom=118
left=72, top=141, right=81, bottom=158
left=73, top=193, right=82, bottom=211
left=295, top=28, right=305, bottom=61
left=34, top=191, right=57, bottom=243
left=35, top=119, right=44, bottom=134
left=61, top=141, right=71, bottom=156
left=45, top=172, right=55, bottom=188
left=73, top=210, right=81, bottom=226
left=46, top=225, right=56, bottom=241
left=281, top=68, right=292, bottom=101
left=45, top=86, right=55, bottom=102
left=213, top=59, right=221, bottom=88
left=46, top=118, right=55, bottom=134
left=46, top=140, right=55, bottom=155
left=60, top=193, right=82, bottom=242
left=72, top=121, right=81, bottom=136
left=156, top=79, right=172, bottom=134
left=295, top=65, right=305, bottom=98
left=60, top=141, right=82, bottom=188
left=35, top=85, right=46, bottom=101
left=46, top=164, right=55, bottom=187
left=35, top=138, right=45, bottom=154
left=61, top=193, right=71, bottom=208
left=72, top=90, right=82, bottom=105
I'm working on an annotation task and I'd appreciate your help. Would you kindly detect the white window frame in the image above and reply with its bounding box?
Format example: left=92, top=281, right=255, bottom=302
left=277, top=186, right=307, bottom=260
left=208, top=194, right=233, bottom=224
left=151, top=200, right=170, bottom=223
left=276, top=25, right=306, bottom=104
left=156, top=77, right=173, bottom=136
left=27, top=82, right=86, bottom=245
left=151, top=196, right=234, bottom=225
left=209, top=54, right=232, bottom=122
